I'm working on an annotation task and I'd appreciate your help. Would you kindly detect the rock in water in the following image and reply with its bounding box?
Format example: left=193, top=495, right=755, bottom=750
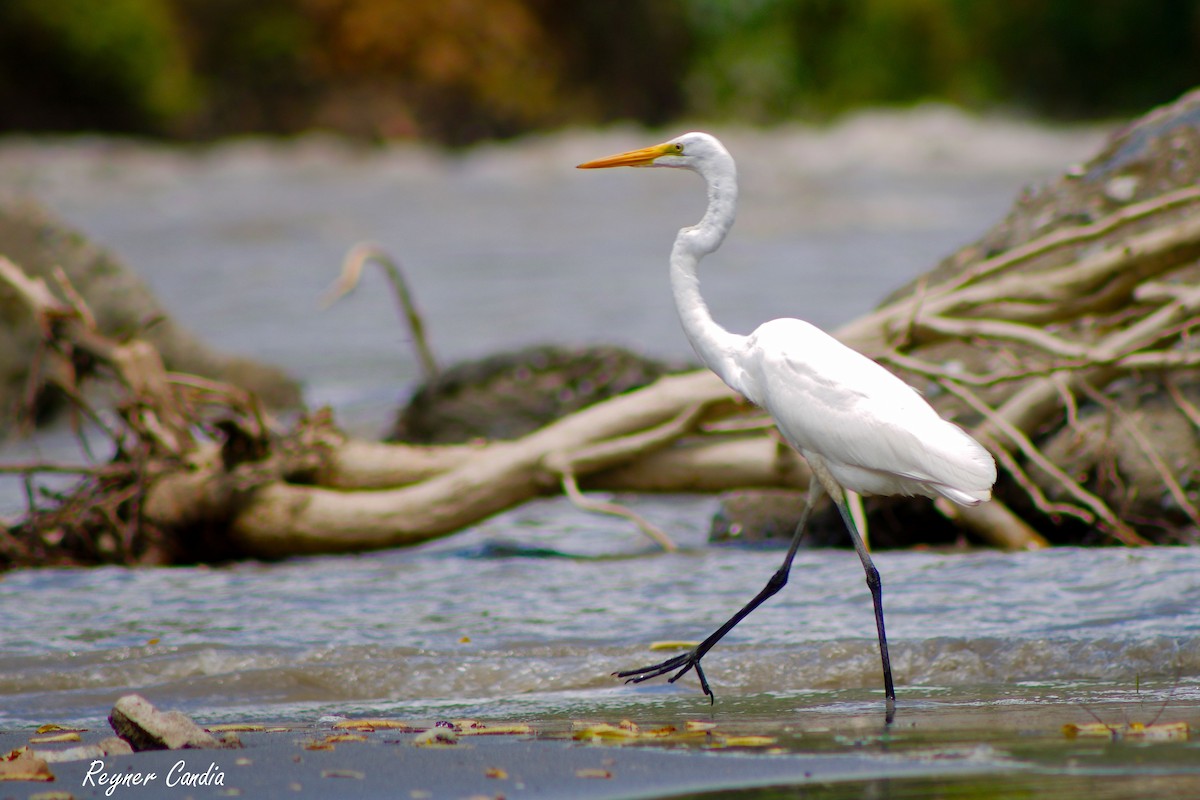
left=390, top=344, right=691, bottom=443
left=108, top=694, right=232, bottom=751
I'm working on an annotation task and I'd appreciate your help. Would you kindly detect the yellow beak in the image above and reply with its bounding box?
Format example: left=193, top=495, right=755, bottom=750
left=577, top=142, right=674, bottom=169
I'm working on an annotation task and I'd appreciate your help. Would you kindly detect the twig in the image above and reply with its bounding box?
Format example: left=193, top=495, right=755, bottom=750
left=1115, top=350, right=1200, bottom=369
left=323, top=242, right=439, bottom=380
left=1101, top=284, right=1200, bottom=357
left=700, top=413, right=775, bottom=434
left=916, top=315, right=1091, bottom=358
left=943, top=380, right=1149, bottom=545
left=0, top=462, right=105, bottom=474
left=969, top=280, right=1200, bottom=447
left=52, top=266, right=97, bottom=330
left=544, top=403, right=709, bottom=477
left=879, top=347, right=1085, bottom=387
left=1077, top=381, right=1200, bottom=532
left=882, top=214, right=1200, bottom=355
left=887, top=327, right=1200, bottom=386
left=1052, top=373, right=1081, bottom=432
left=22, top=473, right=36, bottom=515
left=935, top=185, right=1200, bottom=296
left=985, top=437, right=1095, bottom=526
left=560, top=470, right=677, bottom=552
left=167, top=372, right=269, bottom=440
left=1164, top=375, right=1200, bottom=432
left=898, top=272, right=930, bottom=349
left=168, top=372, right=251, bottom=400
left=1136, top=280, right=1200, bottom=304
left=544, top=402, right=710, bottom=551
left=0, top=255, right=61, bottom=315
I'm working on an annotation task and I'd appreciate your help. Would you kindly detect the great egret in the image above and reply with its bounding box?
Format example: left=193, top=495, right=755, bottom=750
left=578, top=132, right=996, bottom=720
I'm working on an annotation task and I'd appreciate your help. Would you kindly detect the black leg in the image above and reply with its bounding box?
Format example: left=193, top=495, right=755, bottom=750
left=831, top=493, right=896, bottom=724
left=615, top=480, right=824, bottom=703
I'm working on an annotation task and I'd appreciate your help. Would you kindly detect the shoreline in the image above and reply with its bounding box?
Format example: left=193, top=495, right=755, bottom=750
left=3, top=699, right=1199, bottom=800
left=0, top=720, right=1024, bottom=800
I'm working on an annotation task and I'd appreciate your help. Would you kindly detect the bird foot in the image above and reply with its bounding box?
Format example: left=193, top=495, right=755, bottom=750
left=614, top=650, right=715, bottom=703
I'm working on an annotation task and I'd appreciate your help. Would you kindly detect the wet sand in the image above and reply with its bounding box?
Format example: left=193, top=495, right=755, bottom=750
left=1, top=724, right=1007, bottom=800
left=4, top=702, right=1199, bottom=800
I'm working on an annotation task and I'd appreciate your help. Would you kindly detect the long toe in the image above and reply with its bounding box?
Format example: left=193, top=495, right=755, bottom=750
left=690, top=662, right=714, bottom=702
left=615, top=652, right=693, bottom=681
left=618, top=663, right=676, bottom=683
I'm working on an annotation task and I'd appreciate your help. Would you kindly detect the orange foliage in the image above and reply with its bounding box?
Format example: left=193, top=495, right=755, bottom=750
left=305, top=0, right=563, bottom=139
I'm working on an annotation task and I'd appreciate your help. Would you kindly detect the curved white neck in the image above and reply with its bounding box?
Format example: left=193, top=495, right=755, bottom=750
left=669, top=163, right=750, bottom=396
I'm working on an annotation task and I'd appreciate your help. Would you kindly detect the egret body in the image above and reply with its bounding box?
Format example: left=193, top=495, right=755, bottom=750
left=578, top=132, right=996, bottom=720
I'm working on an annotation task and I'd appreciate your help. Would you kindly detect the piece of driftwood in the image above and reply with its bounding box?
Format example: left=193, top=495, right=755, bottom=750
left=227, top=377, right=741, bottom=557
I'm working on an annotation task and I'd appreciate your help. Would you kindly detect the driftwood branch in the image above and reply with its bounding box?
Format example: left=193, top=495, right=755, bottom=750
left=322, top=242, right=440, bottom=381
left=560, top=472, right=676, bottom=552
left=943, top=381, right=1146, bottom=545
left=545, top=402, right=709, bottom=551
left=1076, top=380, right=1200, bottom=531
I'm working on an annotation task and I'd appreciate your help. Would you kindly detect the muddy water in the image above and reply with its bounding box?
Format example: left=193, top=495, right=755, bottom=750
left=2, top=111, right=1196, bottom=756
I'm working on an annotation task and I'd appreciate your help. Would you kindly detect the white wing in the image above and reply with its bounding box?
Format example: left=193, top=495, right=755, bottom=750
left=737, top=318, right=995, bottom=504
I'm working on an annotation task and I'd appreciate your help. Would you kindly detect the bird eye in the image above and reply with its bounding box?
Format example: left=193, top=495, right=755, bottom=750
left=673, top=143, right=684, bottom=153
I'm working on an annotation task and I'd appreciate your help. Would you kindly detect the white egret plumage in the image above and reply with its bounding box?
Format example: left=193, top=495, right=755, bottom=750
left=578, top=132, right=996, bottom=720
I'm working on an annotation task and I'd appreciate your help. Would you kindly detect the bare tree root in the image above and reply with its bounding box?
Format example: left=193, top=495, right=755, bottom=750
left=943, top=381, right=1146, bottom=546
left=1076, top=381, right=1200, bottom=535
left=856, top=171, right=1200, bottom=545
left=839, top=188, right=1200, bottom=352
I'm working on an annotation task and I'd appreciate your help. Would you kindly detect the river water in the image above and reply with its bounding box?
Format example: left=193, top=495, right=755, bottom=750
left=1, top=110, right=1198, bottom=750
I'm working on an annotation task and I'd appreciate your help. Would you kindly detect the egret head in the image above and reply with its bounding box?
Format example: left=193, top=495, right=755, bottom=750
left=577, top=132, right=731, bottom=173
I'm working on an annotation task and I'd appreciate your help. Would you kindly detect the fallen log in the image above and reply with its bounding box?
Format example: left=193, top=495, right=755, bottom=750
left=224, top=373, right=740, bottom=556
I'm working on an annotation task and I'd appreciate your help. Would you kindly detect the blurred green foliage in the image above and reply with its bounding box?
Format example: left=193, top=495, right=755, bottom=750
left=681, top=0, right=1200, bottom=121
left=0, top=0, right=1197, bottom=143
left=0, top=0, right=196, bottom=132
